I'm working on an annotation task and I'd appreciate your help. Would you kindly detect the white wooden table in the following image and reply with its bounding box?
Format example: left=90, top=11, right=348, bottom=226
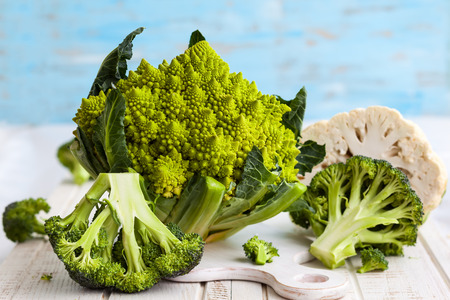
left=0, top=181, right=449, bottom=299
left=0, top=119, right=449, bottom=299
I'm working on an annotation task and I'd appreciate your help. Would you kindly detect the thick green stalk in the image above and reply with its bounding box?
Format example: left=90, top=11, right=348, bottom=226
left=209, top=181, right=306, bottom=232
left=60, top=175, right=110, bottom=229
left=107, top=173, right=180, bottom=255
left=309, top=206, right=398, bottom=269
left=255, top=243, right=267, bottom=265
left=165, top=175, right=225, bottom=239
left=73, top=207, right=111, bottom=252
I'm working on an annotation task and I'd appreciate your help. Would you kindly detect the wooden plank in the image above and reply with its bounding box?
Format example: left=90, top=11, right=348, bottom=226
left=2, top=241, right=107, bottom=300
left=418, top=218, right=450, bottom=286
left=349, top=236, right=450, bottom=300
left=0, top=183, right=101, bottom=299
left=231, top=280, right=264, bottom=299
left=0, top=184, right=80, bottom=283
left=203, top=280, right=231, bottom=300
left=109, top=280, right=203, bottom=300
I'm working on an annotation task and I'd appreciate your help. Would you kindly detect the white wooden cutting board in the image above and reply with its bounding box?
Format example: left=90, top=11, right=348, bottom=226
left=170, top=213, right=348, bottom=299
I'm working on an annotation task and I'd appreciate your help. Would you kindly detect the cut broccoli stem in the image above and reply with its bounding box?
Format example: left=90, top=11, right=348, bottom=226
left=72, top=207, right=111, bottom=255
left=302, top=156, right=423, bottom=270
left=212, top=146, right=280, bottom=224
left=318, top=166, right=350, bottom=226
left=255, top=243, right=268, bottom=265
left=58, top=173, right=111, bottom=230
left=205, top=226, right=245, bottom=243
left=209, top=181, right=306, bottom=233
left=310, top=206, right=398, bottom=269
left=107, top=173, right=205, bottom=282
left=33, top=225, right=46, bottom=235
left=310, top=170, right=400, bottom=269
left=165, top=175, right=226, bottom=238
left=99, top=212, right=120, bottom=261
left=46, top=172, right=205, bottom=293
left=108, top=173, right=181, bottom=252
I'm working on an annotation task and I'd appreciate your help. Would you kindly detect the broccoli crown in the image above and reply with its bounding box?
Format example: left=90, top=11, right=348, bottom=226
left=357, top=247, right=389, bottom=273
left=290, top=155, right=423, bottom=269
left=2, top=197, right=50, bottom=243
left=242, top=235, right=279, bottom=265
left=44, top=172, right=204, bottom=293
left=73, top=40, right=300, bottom=198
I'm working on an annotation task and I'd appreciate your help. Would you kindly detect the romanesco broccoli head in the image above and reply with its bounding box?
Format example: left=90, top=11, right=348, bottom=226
left=74, top=40, right=300, bottom=197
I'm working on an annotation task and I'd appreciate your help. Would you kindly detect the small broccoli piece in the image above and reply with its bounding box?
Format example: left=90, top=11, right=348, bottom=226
left=243, top=235, right=279, bottom=265
left=290, top=155, right=423, bottom=269
left=57, top=140, right=91, bottom=185
left=2, top=198, right=50, bottom=243
left=357, top=247, right=389, bottom=273
left=45, top=172, right=204, bottom=293
left=40, top=273, right=53, bottom=281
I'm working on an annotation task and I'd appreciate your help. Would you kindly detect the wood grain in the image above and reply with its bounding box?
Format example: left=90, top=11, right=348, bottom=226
left=0, top=181, right=449, bottom=299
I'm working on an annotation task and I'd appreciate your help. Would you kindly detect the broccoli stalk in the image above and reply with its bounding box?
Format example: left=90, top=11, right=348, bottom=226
left=161, top=174, right=226, bottom=239
left=290, top=156, right=423, bottom=270
left=243, top=235, right=279, bottom=265
left=57, top=140, right=91, bottom=185
left=2, top=198, right=50, bottom=243
left=154, top=147, right=307, bottom=242
left=45, top=172, right=204, bottom=293
left=357, top=247, right=389, bottom=273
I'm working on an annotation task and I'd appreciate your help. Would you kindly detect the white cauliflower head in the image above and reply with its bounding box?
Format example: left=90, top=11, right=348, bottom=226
left=301, top=106, right=447, bottom=216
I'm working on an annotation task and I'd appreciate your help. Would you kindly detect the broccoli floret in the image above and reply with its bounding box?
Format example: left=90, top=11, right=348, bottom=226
left=357, top=247, right=389, bottom=273
left=2, top=198, right=50, bottom=243
left=290, top=155, right=423, bottom=269
left=40, top=273, right=53, bottom=281
left=44, top=172, right=204, bottom=293
left=243, top=235, right=279, bottom=265
left=57, top=140, right=91, bottom=185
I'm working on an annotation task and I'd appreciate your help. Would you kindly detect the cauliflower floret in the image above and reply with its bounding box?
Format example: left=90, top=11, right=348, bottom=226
left=300, top=106, right=447, bottom=216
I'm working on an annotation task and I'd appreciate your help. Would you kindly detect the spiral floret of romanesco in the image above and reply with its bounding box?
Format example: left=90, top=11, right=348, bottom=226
left=74, top=40, right=300, bottom=197
left=74, top=91, right=107, bottom=137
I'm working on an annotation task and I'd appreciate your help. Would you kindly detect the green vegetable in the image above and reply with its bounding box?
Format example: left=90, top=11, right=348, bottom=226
left=57, top=140, right=91, bottom=185
left=44, top=172, right=204, bottom=293
left=357, top=247, right=389, bottom=273
left=243, top=235, right=279, bottom=265
left=70, top=28, right=320, bottom=242
left=2, top=198, right=50, bottom=243
left=40, top=273, right=53, bottom=281
left=289, top=155, right=423, bottom=269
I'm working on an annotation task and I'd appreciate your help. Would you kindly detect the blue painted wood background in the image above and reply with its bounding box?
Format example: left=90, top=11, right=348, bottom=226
left=0, top=0, right=449, bottom=124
